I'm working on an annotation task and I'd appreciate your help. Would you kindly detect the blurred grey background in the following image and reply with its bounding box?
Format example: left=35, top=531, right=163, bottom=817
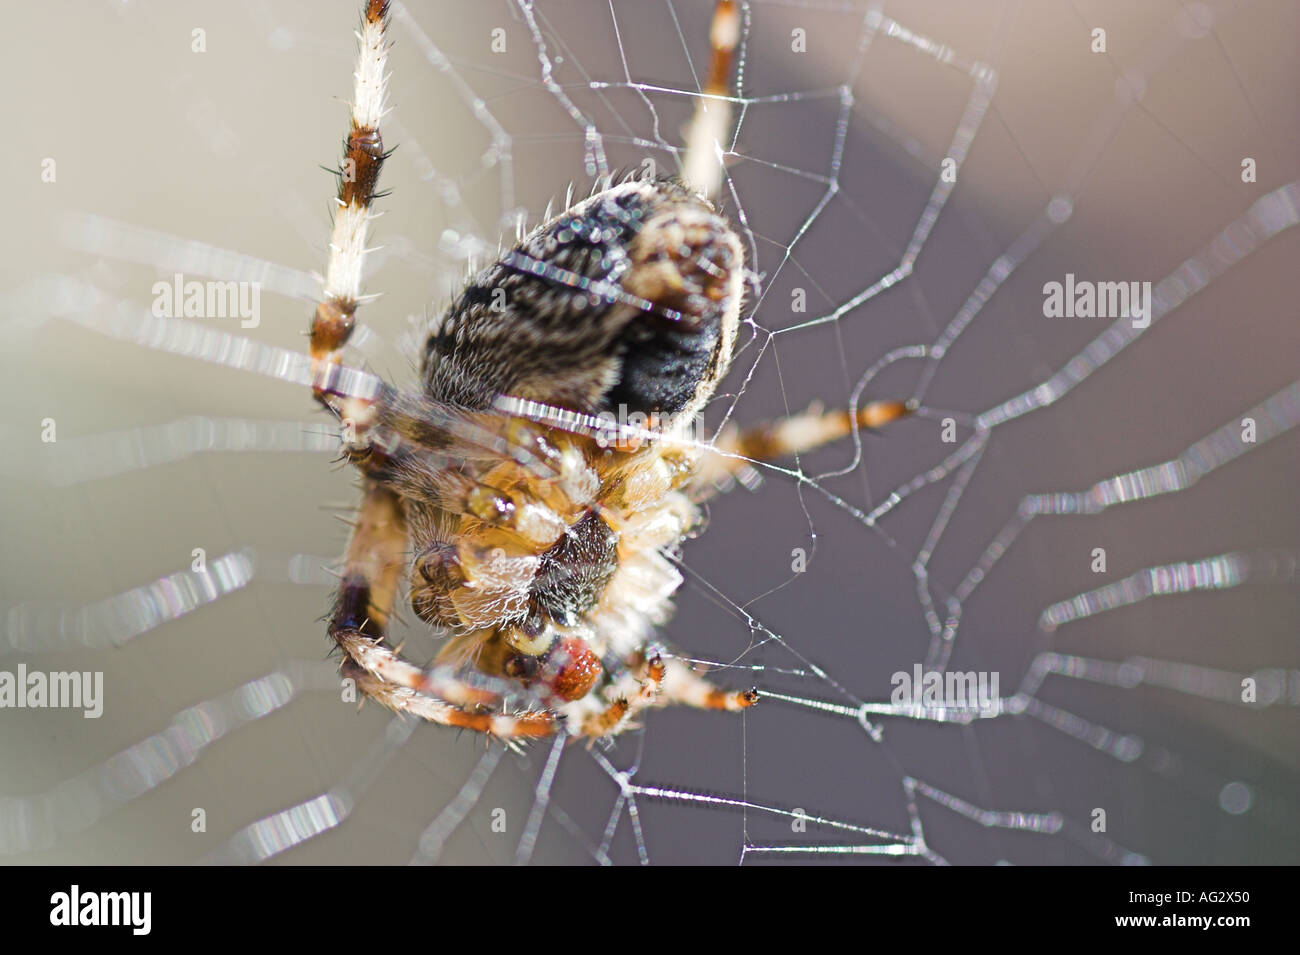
left=1, top=0, right=1296, bottom=865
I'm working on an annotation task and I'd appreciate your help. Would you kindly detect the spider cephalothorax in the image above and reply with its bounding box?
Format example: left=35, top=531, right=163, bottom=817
left=309, top=0, right=909, bottom=740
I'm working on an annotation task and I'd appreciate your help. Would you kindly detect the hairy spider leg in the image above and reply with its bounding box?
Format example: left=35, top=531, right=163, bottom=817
left=682, top=0, right=741, bottom=198
left=310, top=0, right=391, bottom=380
left=695, top=399, right=915, bottom=491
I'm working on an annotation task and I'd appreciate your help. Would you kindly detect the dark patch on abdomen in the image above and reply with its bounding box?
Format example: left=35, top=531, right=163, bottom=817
left=604, top=319, right=721, bottom=417
left=531, top=510, right=619, bottom=626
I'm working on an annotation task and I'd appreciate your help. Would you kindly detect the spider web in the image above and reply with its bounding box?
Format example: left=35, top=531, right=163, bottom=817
left=2, top=0, right=1297, bottom=865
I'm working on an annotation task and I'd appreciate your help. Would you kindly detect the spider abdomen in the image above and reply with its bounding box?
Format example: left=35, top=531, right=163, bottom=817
left=422, top=179, right=744, bottom=425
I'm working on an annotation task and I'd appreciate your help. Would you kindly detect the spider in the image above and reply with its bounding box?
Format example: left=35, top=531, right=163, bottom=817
left=310, top=0, right=910, bottom=741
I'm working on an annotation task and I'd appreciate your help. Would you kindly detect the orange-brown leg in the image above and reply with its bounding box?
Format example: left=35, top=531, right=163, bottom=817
left=682, top=0, right=741, bottom=199
left=696, top=399, right=913, bottom=491
left=659, top=656, right=759, bottom=712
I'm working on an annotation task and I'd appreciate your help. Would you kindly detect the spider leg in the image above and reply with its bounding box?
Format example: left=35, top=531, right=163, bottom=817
left=344, top=661, right=557, bottom=737
left=694, top=398, right=914, bottom=493
left=576, top=652, right=755, bottom=737
left=330, top=481, right=407, bottom=641
left=681, top=0, right=740, bottom=199
left=334, top=630, right=500, bottom=710
left=318, top=384, right=582, bottom=500
left=658, top=656, right=758, bottom=712
left=310, top=0, right=392, bottom=405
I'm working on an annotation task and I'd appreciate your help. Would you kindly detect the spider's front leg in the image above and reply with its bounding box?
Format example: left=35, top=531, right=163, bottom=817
left=310, top=0, right=389, bottom=367
left=309, top=0, right=392, bottom=433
